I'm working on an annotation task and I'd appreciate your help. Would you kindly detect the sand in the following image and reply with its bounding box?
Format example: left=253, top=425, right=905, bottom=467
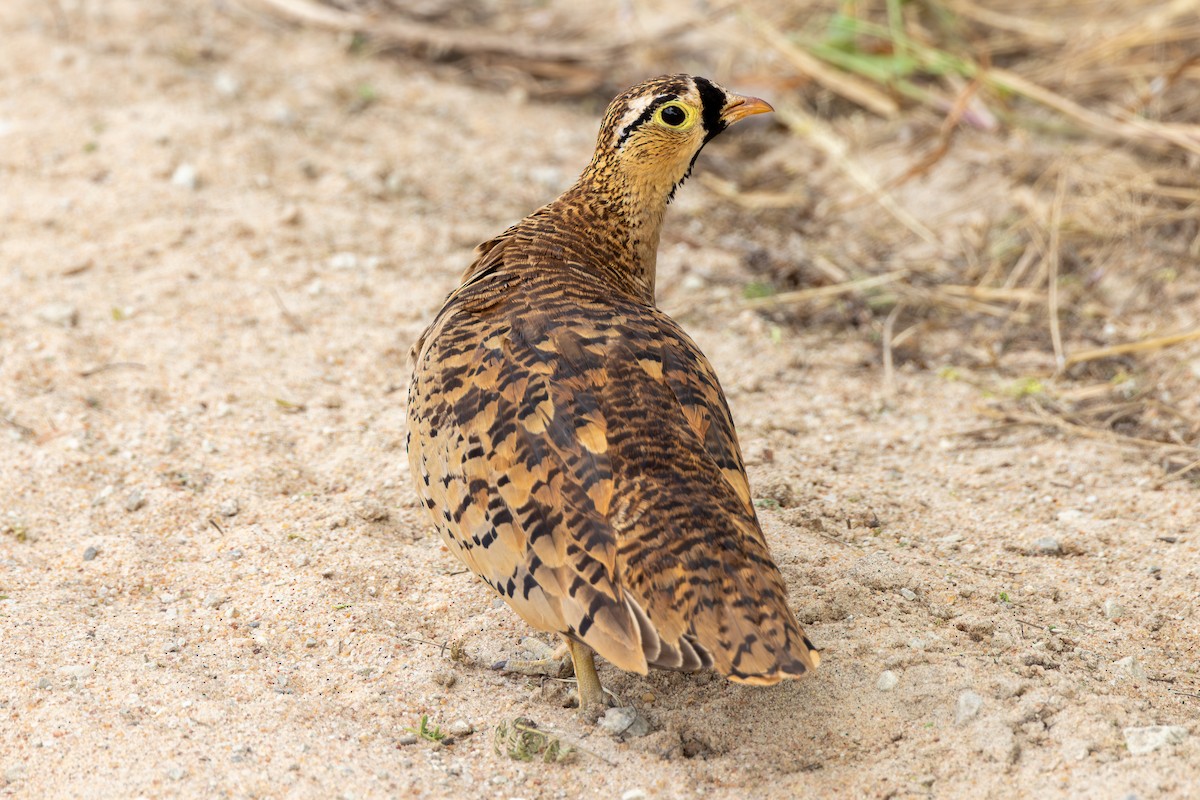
left=1, top=2, right=1197, bottom=798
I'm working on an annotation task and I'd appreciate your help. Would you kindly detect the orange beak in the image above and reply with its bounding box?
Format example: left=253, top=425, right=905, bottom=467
left=720, top=93, right=774, bottom=125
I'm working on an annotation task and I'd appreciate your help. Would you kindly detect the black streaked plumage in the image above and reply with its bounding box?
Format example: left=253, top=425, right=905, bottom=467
left=407, top=75, right=819, bottom=711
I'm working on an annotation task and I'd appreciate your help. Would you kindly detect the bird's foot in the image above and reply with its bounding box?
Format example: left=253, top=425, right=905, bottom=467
left=491, top=637, right=572, bottom=678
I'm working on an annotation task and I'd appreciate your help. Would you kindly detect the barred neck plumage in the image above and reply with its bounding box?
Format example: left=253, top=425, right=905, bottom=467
left=544, top=162, right=669, bottom=305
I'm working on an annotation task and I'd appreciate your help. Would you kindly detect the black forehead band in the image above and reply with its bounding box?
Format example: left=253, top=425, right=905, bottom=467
left=693, top=76, right=728, bottom=142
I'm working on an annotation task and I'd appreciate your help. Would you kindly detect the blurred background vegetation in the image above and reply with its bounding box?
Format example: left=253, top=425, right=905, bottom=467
left=244, top=0, right=1200, bottom=482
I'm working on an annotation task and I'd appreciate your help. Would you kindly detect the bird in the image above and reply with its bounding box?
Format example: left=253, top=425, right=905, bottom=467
left=406, top=74, right=820, bottom=712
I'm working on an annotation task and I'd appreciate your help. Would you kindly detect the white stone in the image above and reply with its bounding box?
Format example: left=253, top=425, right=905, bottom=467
left=171, top=163, right=199, bottom=190
left=599, top=706, right=651, bottom=738
left=876, top=670, right=899, bottom=691
left=1103, top=598, right=1126, bottom=620
left=1124, top=725, right=1188, bottom=755
left=1114, top=656, right=1146, bottom=680
left=956, top=690, right=983, bottom=724
left=37, top=302, right=79, bottom=327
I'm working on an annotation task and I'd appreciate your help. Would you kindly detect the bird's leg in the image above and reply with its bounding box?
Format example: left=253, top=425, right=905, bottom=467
left=565, top=637, right=606, bottom=713
left=493, top=637, right=571, bottom=677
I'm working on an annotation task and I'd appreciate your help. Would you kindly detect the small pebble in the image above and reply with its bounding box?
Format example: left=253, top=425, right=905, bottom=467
left=171, top=163, right=199, bottom=190
left=57, top=665, right=91, bottom=680
left=598, top=706, right=652, bottom=738
left=213, top=71, right=241, bottom=98
left=956, top=690, right=983, bottom=724
left=398, top=733, right=419, bottom=746
left=82, top=546, right=99, bottom=561
left=219, top=499, right=240, bottom=517
left=899, top=588, right=917, bottom=601
left=1103, top=598, right=1126, bottom=621
left=4, top=765, right=27, bottom=783
left=1114, top=656, right=1145, bottom=680
left=37, top=677, right=52, bottom=690
left=37, top=302, right=79, bottom=327
left=876, top=670, right=899, bottom=691
left=124, top=488, right=146, bottom=512
left=1032, top=537, right=1062, bottom=555
left=622, top=791, right=648, bottom=800
left=328, top=252, right=360, bottom=270
left=203, top=594, right=228, bottom=609
left=1123, top=725, right=1188, bottom=755
left=447, top=719, right=473, bottom=737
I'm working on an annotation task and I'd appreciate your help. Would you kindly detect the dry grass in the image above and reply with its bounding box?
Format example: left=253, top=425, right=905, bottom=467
left=737, top=1, right=1200, bottom=477
left=244, top=0, right=1200, bottom=477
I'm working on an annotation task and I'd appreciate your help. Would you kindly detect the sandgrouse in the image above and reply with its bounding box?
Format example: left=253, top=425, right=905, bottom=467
left=407, top=74, right=819, bottom=711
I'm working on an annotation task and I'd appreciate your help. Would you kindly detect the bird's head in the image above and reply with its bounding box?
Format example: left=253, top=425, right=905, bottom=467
left=588, top=74, right=773, bottom=204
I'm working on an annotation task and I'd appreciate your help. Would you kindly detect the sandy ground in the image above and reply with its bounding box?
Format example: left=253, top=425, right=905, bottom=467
left=2, top=2, right=1198, bottom=798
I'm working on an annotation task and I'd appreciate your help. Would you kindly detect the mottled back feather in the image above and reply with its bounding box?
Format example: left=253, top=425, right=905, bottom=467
left=407, top=74, right=819, bottom=684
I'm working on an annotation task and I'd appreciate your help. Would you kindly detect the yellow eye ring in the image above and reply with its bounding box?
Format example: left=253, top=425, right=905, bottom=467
left=654, top=101, right=698, bottom=130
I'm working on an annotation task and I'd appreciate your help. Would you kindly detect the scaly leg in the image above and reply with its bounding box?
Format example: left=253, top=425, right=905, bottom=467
left=565, top=637, right=606, bottom=713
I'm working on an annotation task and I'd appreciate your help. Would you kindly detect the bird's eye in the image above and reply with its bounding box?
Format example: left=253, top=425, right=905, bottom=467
left=655, top=102, right=695, bottom=130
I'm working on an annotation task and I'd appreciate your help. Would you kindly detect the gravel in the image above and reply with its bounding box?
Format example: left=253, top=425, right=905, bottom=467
left=876, top=671, right=899, bottom=691
left=82, top=545, right=99, bottom=561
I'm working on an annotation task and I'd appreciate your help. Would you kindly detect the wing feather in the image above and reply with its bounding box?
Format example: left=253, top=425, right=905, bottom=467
left=408, top=269, right=817, bottom=682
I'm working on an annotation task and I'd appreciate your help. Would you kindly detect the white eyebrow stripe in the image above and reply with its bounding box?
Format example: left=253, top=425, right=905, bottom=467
left=611, top=94, right=659, bottom=148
